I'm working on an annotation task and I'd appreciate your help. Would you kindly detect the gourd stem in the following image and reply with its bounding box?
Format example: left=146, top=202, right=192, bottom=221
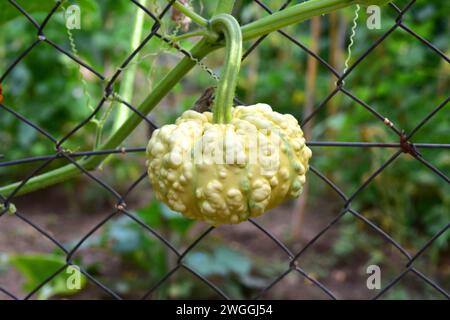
left=209, top=14, right=242, bottom=124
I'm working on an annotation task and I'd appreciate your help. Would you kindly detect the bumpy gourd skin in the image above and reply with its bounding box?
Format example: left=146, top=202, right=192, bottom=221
left=146, top=104, right=312, bottom=226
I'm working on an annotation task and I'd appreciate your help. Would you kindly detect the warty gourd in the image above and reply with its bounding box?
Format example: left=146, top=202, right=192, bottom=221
left=146, top=103, right=311, bottom=226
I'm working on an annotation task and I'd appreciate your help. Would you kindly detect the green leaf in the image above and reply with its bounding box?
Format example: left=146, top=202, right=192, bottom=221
left=185, top=252, right=221, bottom=276
left=0, top=0, right=98, bottom=26
left=18, top=122, right=37, bottom=147
left=8, top=254, right=86, bottom=299
left=160, top=202, right=194, bottom=235
left=0, top=2, right=57, bottom=25
left=186, top=247, right=252, bottom=277
left=137, top=199, right=162, bottom=227
left=108, top=216, right=142, bottom=253
left=239, top=273, right=268, bottom=289
left=70, top=0, right=98, bottom=13
left=213, top=247, right=251, bottom=276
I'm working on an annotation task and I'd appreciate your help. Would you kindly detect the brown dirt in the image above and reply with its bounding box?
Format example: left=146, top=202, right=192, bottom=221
left=1, top=186, right=446, bottom=300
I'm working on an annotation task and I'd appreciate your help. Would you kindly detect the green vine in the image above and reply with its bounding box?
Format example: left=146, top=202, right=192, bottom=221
left=170, top=0, right=208, bottom=27
left=112, top=0, right=149, bottom=133
left=0, top=0, right=392, bottom=197
left=209, top=14, right=242, bottom=124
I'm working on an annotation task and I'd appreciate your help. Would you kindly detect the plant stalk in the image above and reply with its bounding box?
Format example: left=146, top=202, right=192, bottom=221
left=167, top=30, right=208, bottom=42
left=209, top=14, right=242, bottom=124
left=113, top=0, right=148, bottom=132
left=172, top=0, right=208, bottom=27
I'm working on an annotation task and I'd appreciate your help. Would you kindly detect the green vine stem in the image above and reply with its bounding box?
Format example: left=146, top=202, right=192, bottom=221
left=171, top=0, right=208, bottom=27
left=241, top=0, right=387, bottom=41
left=0, top=0, right=391, bottom=197
left=167, top=30, right=209, bottom=42
left=0, top=40, right=217, bottom=196
left=112, top=0, right=148, bottom=132
left=209, top=14, right=242, bottom=124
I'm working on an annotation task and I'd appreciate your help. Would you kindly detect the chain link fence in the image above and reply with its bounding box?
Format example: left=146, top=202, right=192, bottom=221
left=0, top=0, right=449, bottom=300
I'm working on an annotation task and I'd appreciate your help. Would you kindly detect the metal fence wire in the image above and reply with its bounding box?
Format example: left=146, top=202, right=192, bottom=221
left=0, top=0, right=449, bottom=300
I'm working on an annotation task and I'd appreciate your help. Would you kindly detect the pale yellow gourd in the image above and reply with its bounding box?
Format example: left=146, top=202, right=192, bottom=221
left=146, top=103, right=312, bottom=226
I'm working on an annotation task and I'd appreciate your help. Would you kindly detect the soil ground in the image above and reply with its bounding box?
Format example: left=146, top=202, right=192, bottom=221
left=0, top=186, right=447, bottom=300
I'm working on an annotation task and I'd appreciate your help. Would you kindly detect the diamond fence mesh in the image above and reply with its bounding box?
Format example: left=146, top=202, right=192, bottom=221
left=0, top=0, right=449, bottom=300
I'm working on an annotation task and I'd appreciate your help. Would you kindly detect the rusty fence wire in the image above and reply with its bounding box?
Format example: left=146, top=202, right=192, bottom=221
left=0, top=0, right=449, bottom=300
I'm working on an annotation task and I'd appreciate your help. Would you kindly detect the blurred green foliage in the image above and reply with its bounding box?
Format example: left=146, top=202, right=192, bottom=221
left=6, top=254, right=87, bottom=299
left=1, top=0, right=448, bottom=299
left=236, top=0, right=449, bottom=259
